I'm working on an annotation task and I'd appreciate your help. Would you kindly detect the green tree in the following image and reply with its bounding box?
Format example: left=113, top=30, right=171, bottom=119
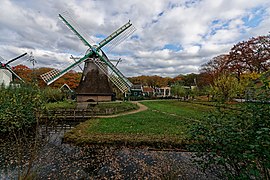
left=171, top=83, right=186, bottom=99
left=210, top=75, right=243, bottom=102
left=189, top=86, right=199, bottom=100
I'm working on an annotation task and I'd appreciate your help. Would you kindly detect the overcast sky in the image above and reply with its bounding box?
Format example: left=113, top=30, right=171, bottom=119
left=0, top=0, right=270, bottom=77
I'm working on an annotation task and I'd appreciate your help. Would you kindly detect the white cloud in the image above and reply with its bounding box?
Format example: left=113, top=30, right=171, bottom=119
left=0, top=0, right=270, bottom=78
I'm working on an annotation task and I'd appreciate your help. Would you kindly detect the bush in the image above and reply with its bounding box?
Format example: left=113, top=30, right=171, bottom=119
left=0, top=85, right=44, bottom=133
left=41, top=87, right=65, bottom=103
left=189, top=78, right=270, bottom=179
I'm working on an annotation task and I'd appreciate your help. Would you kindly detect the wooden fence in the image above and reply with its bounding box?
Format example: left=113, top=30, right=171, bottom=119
left=40, top=107, right=127, bottom=121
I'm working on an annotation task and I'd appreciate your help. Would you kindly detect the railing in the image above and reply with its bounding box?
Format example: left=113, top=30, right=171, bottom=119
left=40, top=107, right=132, bottom=121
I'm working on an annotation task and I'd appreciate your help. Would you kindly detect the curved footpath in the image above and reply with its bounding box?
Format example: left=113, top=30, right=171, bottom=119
left=94, top=101, right=148, bottom=118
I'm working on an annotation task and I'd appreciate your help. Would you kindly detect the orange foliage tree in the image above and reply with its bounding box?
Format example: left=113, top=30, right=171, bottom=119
left=13, top=64, right=32, bottom=83
left=128, top=75, right=173, bottom=87
left=13, top=65, right=81, bottom=90
left=50, top=70, right=81, bottom=89
left=200, top=34, right=270, bottom=86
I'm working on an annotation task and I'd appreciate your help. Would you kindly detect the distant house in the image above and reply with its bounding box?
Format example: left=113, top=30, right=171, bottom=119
left=130, top=84, right=143, bottom=96
left=156, top=87, right=171, bottom=97
left=60, top=83, right=72, bottom=92
left=60, top=83, right=74, bottom=99
left=142, top=86, right=154, bottom=97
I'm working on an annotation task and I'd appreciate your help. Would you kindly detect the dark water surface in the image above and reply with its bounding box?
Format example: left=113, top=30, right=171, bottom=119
left=0, top=122, right=221, bottom=179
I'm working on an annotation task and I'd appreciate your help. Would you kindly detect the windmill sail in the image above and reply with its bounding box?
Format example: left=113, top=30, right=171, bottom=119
left=5, top=66, right=24, bottom=82
left=41, top=13, right=134, bottom=92
left=6, top=53, right=27, bottom=65
left=41, top=13, right=95, bottom=85
left=59, top=12, right=94, bottom=48
left=0, top=53, right=27, bottom=82
left=98, top=21, right=136, bottom=51
left=59, top=14, right=92, bottom=48
left=0, top=56, right=5, bottom=65
left=41, top=53, right=92, bottom=85
left=94, top=53, right=132, bottom=93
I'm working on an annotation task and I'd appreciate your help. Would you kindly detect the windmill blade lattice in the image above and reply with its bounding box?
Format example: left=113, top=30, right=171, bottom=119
left=99, top=21, right=136, bottom=52
left=93, top=53, right=132, bottom=93
left=0, top=56, right=5, bottom=63
left=70, top=55, right=84, bottom=71
left=41, top=13, right=134, bottom=93
left=60, top=11, right=95, bottom=46
left=40, top=53, right=92, bottom=85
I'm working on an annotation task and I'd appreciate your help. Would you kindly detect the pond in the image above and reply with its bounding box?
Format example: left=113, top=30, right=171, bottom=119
left=0, top=121, right=221, bottom=179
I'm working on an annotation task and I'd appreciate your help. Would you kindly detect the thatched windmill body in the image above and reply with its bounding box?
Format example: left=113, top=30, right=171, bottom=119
left=41, top=13, right=135, bottom=102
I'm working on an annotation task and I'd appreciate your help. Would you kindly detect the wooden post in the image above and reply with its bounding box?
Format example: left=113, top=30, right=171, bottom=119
left=74, top=109, right=76, bottom=121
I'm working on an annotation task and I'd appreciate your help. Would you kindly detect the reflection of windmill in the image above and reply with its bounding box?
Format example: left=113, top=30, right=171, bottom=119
left=0, top=53, right=27, bottom=87
left=41, top=13, right=135, bottom=102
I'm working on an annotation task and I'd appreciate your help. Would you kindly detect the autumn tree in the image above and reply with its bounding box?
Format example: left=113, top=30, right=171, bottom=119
left=34, top=67, right=54, bottom=88
left=171, top=75, right=184, bottom=85
left=50, top=70, right=81, bottom=89
left=200, top=54, right=230, bottom=85
left=13, top=64, right=33, bottom=83
left=229, top=34, right=270, bottom=80
left=200, top=34, right=270, bottom=89
left=13, top=66, right=81, bottom=90
left=128, top=75, right=173, bottom=87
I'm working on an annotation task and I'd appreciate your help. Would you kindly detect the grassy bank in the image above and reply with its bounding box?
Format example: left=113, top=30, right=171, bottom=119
left=45, top=100, right=76, bottom=110
left=64, top=100, right=214, bottom=148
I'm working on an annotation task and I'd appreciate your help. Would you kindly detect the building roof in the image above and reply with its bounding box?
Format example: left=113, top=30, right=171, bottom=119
left=143, top=87, right=154, bottom=92
left=131, top=84, right=143, bottom=90
left=60, top=83, right=73, bottom=92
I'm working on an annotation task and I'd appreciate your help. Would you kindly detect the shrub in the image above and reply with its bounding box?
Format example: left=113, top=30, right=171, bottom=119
left=0, top=85, right=44, bottom=133
left=41, top=87, right=65, bottom=103
left=189, top=77, right=270, bottom=179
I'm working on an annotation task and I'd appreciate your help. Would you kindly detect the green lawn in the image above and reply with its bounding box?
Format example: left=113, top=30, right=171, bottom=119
left=141, top=100, right=213, bottom=120
left=64, top=100, right=214, bottom=148
left=94, top=101, right=139, bottom=113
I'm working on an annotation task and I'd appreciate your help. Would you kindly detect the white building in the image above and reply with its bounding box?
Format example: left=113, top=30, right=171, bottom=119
left=0, top=69, right=12, bottom=87
left=156, top=87, right=171, bottom=97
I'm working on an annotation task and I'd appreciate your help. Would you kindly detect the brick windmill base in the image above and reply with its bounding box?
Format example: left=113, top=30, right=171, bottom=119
left=76, top=59, right=114, bottom=102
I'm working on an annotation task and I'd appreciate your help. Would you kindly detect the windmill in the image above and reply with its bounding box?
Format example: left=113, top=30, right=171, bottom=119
left=0, top=53, right=27, bottom=87
left=41, top=13, right=135, bottom=102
